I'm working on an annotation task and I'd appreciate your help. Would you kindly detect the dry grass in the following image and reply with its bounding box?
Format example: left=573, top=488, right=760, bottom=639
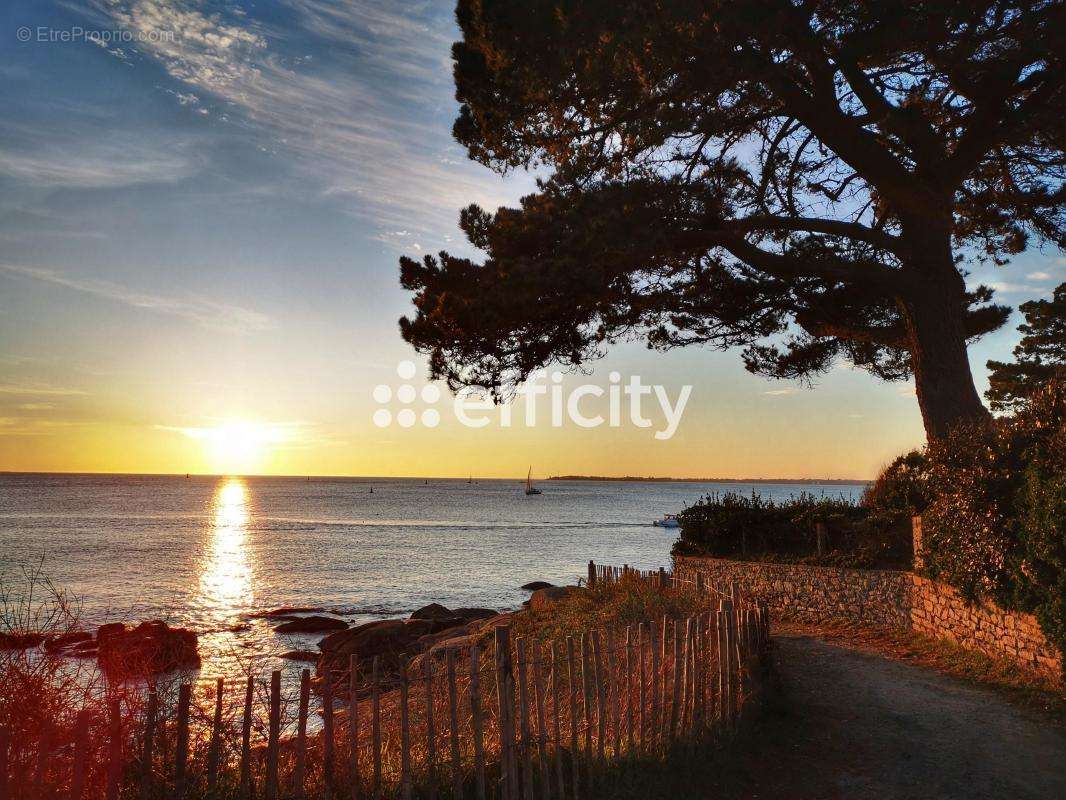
left=1, top=572, right=763, bottom=799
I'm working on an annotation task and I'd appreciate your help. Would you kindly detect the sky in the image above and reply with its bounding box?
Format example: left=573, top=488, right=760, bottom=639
left=0, top=0, right=1062, bottom=480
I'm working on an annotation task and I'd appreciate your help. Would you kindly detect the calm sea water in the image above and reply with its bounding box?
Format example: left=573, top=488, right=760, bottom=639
left=0, top=474, right=865, bottom=676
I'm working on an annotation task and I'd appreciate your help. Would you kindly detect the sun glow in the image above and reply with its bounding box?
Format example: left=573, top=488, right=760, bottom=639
left=171, top=419, right=298, bottom=474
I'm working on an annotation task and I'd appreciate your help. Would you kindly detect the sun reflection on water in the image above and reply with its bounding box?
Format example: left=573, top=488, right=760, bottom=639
left=199, top=478, right=254, bottom=624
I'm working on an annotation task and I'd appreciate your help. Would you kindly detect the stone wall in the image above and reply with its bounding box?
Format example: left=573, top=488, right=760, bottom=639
left=675, top=556, right=1062, bottom=681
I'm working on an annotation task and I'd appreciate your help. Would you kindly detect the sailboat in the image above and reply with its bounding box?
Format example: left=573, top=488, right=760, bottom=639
left=524, top=466, right=542, bottom=496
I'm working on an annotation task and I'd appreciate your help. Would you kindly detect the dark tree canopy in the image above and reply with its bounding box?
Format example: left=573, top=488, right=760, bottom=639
left=400, top=0, right=1065, bottom=439
left=986, top=282, right=1066, bottom=412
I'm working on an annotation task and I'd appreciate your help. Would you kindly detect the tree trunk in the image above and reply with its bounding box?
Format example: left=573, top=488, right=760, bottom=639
left=898, top=230, right=990, bottom=440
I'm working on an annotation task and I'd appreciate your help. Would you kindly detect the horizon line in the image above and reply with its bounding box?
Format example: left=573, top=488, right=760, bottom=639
left=0, top=469, right=872, bottom=483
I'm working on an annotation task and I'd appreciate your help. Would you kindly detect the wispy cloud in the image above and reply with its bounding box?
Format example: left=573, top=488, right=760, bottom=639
left=0, top=134, right=198, bottom=189
left=762, top=388, right=799, bottom=396
left=1027, top=271, right=1052, bottom=281
left=0, top=382, right=88, bottom=397
left=1, top=263, right=273, bottom=333
left=85, top=0, right=533, bottom=246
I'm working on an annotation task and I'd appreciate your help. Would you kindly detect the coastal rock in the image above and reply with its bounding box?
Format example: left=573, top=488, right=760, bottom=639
left=0, top=632, right=45, bottom=650
left=529, top=586, right=582, bottom=612
left=97, top=620, right=200, bottom=678
left=409, top=603, right=453, bottom=621
left=452, top=608, right=497, bottom=623
left=43, top=631, right=93, bottom=652
left=414, top=624, right=474, bottom=652
left=319, top=620, right=420, bottom=660
left=426, top=632, right=477, bottom=656
left=473, top=612, right=521, bottom=631
left=281, top=650, right=320, bottom=662
left=274, top=616, right=348, bottom=633
left=249, top=606, right=326, bottom=619
left=521, top=581, right=555, bottom=591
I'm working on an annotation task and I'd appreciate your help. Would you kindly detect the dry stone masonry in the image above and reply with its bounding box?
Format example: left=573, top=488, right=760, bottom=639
left=675, top=556, right=1062, bottom=680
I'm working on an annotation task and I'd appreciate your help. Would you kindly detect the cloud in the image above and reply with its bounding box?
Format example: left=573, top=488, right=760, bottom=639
left=86, top=0, right=533, bottom=245
left=762, top=388, right=799, bottom=396
left=1026, top=271, right=1052, bottom=281
left=1, top=263, right=273, bottom=333
left=0, top=382, right=88, bottom=397
left=0, top=136, right=198, bottom=189
left=984, top=280, right=1055, bottom=297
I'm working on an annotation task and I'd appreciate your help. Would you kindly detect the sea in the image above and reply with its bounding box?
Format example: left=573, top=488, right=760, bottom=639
left=0, top=473, right=866, bottom=677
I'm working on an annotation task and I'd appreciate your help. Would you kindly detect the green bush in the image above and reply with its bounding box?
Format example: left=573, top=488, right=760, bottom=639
left=861, top=450, right=931, bottom=515
left=672, top=491, right=912, bottom=568
left=921, top=382, right=1066, bottom=658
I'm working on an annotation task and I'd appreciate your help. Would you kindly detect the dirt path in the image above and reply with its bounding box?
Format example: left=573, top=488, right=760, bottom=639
left=706, top=633, right=1066, bottom=799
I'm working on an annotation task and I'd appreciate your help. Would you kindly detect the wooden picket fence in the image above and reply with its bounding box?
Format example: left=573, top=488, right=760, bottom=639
left=0, top=565, right=769, bottom=800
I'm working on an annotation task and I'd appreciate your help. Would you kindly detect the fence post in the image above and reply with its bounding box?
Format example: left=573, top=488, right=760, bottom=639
left=174, top=683, right=192, bottom=800
left=266, top=671, right=281, bottom=800
left=70, top=710, right=90, bottom=800
left=350, top=655, right=362, bottom=800
left=139, top=689, right=158, bottom=800
left=422, top=655, right=438, bottom=800
left=669, top=620, right=682, bottom=741
left=624, top=626, right=634, bottom=752
left=717, top=605, right=732, bottom=728
left=606, top=628, right=620, bottom=758
left=105, top=694, right=122, bottom=800
left=324, top=672, right=336, bottom=800
left=815, top=522, right=828, bottom=557
left=370, top=657, right=383, bottom=796
left=649, top=621, right=661, bottom=750
left=531, top=640, right=551, bottom=800
left=469, top=645, right=487, bottom=800
left=294, top=669, right=311, bottom=797
left=239, top=675, right=254, bottom=800
left=565, top=637, right=581, bottom=800
left=207, top=678, right=224, bottom=792
left=446, top=650, right=463, bottom=800
left=549, top=645, right=565, bottom=798
left=637, top=623, right=647, bottom=753
left=658, top=567, right=667, bottom=590
left=591, top=631, right=606, bottom=764
left=515, top=639, right=534, bottom=800
left=580, top=634, right=594, bottom=770
left=495, top=626, right=518, bottom=800
left=399, top=662, right=411, bottom=800
left=587, top=561, right=596, bottom=588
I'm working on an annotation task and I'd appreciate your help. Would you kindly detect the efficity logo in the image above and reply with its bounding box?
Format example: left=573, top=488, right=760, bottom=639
left=373, top=362, right=692, bottom=440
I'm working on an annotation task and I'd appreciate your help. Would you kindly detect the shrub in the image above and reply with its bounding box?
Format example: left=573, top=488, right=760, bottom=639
left=921, top=381, right=1066, bottom=658
left=861, top=450, right=931, bottom=516
left=672, top=492, right=912, bottom=568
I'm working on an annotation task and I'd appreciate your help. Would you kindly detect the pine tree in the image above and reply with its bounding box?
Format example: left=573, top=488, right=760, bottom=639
left=986, top=282, right=1066, bottom=412
left=400, top=1, right=1065, bottom=439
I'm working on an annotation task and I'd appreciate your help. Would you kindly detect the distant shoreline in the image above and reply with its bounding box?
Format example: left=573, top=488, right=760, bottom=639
left=0, top=471, right=870, bottom=484
left=549, top=475, right=870, bottom=484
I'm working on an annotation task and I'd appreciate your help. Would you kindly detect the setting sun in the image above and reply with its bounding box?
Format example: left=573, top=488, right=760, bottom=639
left=174, top=420, right=298, bottom=474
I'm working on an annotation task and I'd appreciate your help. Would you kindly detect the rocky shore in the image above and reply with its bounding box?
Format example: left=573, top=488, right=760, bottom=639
left=1, top=619, right=200, bottom=677
left=0, top=581, right=583, bottom=686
